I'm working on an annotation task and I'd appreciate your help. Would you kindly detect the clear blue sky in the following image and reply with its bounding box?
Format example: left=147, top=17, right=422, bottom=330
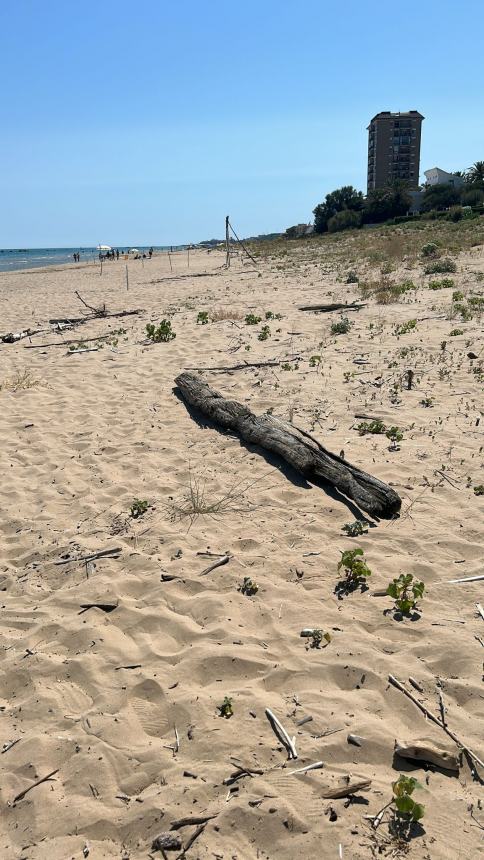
left=1, top=0, right=483, bottom=247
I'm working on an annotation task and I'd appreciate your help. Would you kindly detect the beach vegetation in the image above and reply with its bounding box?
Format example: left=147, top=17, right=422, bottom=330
left=130, top=498, right=149, bottom=519
left=356, top=418, right=386, bottom=435
left=337, top=548, right=372, bottom=585
left=146, top=320, right=176, bottom=342
left=218, top=697, right=233, bottom=718
left=238, top=577, right=259, bottom=596
left=331, top=317, right=352, bottom=335
left=387, top=574, right=424, bottom=615
left=342, top=520, right=368, bottom=537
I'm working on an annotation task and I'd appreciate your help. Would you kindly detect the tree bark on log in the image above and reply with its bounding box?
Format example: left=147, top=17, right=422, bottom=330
left=175, top=372, right=401, bottom=519
left=298, top=302, right=366, bottom=313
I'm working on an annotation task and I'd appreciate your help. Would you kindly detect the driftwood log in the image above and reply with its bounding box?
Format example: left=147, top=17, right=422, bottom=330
left=175, top=373, right=401, bottom=519
left=298, top=302, right=366, bottom=313
left=394, top=739, right=460, bottom=773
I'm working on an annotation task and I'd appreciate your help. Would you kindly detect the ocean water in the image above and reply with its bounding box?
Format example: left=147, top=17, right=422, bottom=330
left=0, top=246, right=178, bottom=273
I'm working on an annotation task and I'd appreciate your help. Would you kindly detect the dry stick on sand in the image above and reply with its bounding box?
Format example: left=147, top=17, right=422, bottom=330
left=298, top=302, right=366, bottom=313
left=175, top=373, right=401, bottom=519
left=54, top=547, right=122, bottom=565
left=170, top=814, right=218, bottom=831
left=183, top=360, right=285, bottom=372
left=321, top=779, right=372, bottom=799
left=24, top=333, right=115, bottom=350
left=75, top=290, right=106, bottom=316
left=11, top=769, right=59, bottom=805
left=265, top=708, right=298, bottom=760
left=199, top=555, right=230, bottom=576
left=445, top=574, right=484, bottom=584
left=388, top=675, right=484, bottom=773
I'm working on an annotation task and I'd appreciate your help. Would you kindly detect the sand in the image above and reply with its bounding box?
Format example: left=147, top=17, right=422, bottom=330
left=0, top=244, right=483, bottom=859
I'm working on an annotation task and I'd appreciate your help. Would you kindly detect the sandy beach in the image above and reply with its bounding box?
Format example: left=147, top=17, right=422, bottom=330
left=0, top=234, right=483, bottom=859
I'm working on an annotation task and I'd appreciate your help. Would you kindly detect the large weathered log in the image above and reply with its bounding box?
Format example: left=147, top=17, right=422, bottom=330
left=298, top=302, right=366, bottom=313
left=175, top=372, right=401, bottom=519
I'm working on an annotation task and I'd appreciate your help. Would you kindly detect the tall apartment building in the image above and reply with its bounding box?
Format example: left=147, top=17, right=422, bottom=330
left=367, top=111, right=424, bottom=193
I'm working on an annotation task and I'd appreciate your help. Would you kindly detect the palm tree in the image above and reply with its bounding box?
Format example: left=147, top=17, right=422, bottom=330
left=466, top=161, right=484, bottom=183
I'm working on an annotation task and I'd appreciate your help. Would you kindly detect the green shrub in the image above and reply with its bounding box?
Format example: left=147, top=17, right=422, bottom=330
left=424, top=258, right=457, bottom=275
left=394, top=319, right=417, bottom=336
left=146, top=320, right=176, bottom=342
left=245, top=313, right=262, bottom=325
left=197, top=311, right=209, bottom=324
left=449, top=328, right=464, bottom=336
left=327, top=209, right=362, bottom=234
left=356, top=418, right=386, bottom=435
left=421, top=242, right=439, bottom=258
left=428, top=278, right=455, bottom=290
left=331, top=317, right=352, bottom=335
left=258, top=325, right=271, bottom=341
left=346, top=270, right=359, bottom=283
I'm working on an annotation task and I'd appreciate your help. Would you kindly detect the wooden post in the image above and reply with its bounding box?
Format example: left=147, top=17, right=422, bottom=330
left=100, top=259, right=103, bottom=276
left=168, top=251, right=173, bottom=272
left=187, top=246, right=190, bottom=268
left=125, top=264, right=129, bottom=291
left=225, top=216, right=230, bottom=268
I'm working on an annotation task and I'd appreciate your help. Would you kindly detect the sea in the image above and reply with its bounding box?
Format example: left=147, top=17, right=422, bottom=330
left=0, top=246, right=183, bottom=273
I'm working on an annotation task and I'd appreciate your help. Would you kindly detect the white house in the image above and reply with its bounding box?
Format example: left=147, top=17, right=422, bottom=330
left=424, top=167, right=464, bottom=189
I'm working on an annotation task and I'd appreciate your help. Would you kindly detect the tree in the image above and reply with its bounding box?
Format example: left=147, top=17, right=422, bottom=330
left=420, top=183, right=460, bottom=212
left=327, top=209, right=362, bottom=233
left=363, top=182, right=412, bottom=224
left=313, top=186, right=364, bottom=233
left=467, top=161, right=484, bottom=184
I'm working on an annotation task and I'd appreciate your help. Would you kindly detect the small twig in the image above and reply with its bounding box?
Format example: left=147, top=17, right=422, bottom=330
left=199, top=554, right=230, bottom=576
left=170, top=814, right=218, bottom=831
left=11, top=769, right=59, bottom=805
left=54, top=547, right=122, bottom=566
left=177, top=823, right=206, bottom=858
left=288, top=760, right=324, bottom=776
left=75, top=290, right=106, bottom=316
left=445, top=575, right=484, bottom=584
left=265, top=708, right=297, bottom=760
left=1, top=739, right=20, bottom=754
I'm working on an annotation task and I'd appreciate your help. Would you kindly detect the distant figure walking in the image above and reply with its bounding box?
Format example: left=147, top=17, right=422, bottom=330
left=149, top=247, right=153, bottom=259
left=116, top=248, right=119, bottom=260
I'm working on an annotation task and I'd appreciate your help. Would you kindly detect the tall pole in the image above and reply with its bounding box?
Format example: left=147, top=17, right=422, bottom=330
left=225, top=215, right=230, bottom=268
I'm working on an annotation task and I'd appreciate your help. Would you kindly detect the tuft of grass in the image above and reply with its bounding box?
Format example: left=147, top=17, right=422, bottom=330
left=331, top=317, right=352, bottom=335
left=210, top=307, right=244, bottom=322
left=0, top=369, right=41, bottom=393
left=167, top=469, right=262, bottom=526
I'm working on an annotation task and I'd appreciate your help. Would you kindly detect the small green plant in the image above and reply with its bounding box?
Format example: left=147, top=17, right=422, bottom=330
left=245, top=313, right=262, bottom=325
left=146, top=320, right=176, bottom=342
left=428, top=278, right=455, bottom=290
left=391, top=775, right=425, bottom=827
left=238, top=576, right=258, bottom=596
left=386, top=426, right=403, bottom=448
left=337, top=548, right=372, bottom=586
left=331, top=317, right=352, bottom=335
left=474, top=485, right=484, bottom=496
left=421, top=242, right=439, bottom=258
left=449, top=328, right=464, bottom=336
left=130, top=498, right=149, bottom=518
left=387, top=573, right=424, bottom=615
left=420, top=396, right=434, bottom=407
left=342, top=520, right=368, bottom=537
left=356, top=418, right=386, bottom=436
left=424, top=258, right=457, bottom=275
left=258, top=325, right=271, bottom=341
left=197, top=311, right=209, bottom=325
left=281, top=362, right=292, bottom=371
left=265, top=310, right=282, bottom=320
left=309, top=629, right=331, bottom=648
left=343, top=370, right=355, bottom=383
left=309, top=355, right=322, bottom=367
left=397, top=279, right=416, bottom=294
left=346, top=270, right=358, bottom=283
left=393, top=319, right=417, bottom=336
left=452, top=290, right=464, bottom=301
left=218, top=697, right=233, bottom=718
left=452, top=302, right=473, bottom=321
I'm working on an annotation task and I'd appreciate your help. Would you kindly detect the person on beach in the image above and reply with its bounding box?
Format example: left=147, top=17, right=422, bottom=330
left=149, top=247, right=153, bottom=258
left=116, top=249, right=119, bottom=260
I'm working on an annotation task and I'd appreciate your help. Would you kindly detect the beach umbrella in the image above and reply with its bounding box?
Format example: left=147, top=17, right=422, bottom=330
left=129, top=248, right=140, bottom=254
left=96, top=244, right=112, bottom=251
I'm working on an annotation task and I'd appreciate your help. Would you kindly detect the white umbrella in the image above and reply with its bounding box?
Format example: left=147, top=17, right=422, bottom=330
left=129, top=248, right=140, bottom=254
left=96, top=244, right=112, bottom=251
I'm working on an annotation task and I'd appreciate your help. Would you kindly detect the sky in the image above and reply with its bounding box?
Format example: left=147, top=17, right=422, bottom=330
left=1, top=0, right=483, bottom=247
